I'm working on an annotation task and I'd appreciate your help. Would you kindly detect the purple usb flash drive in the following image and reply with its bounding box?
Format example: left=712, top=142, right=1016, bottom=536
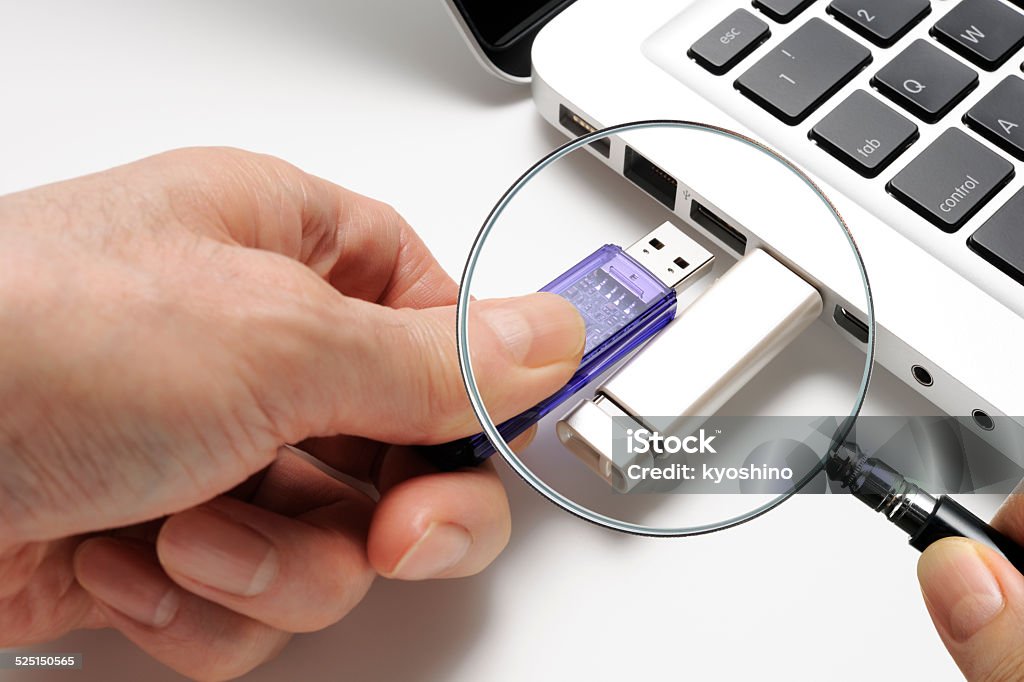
left=421, top=223, right=713, bottom=470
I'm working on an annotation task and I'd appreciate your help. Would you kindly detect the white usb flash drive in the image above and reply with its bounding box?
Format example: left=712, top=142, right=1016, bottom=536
left=557, top=249, right=823, bottom=491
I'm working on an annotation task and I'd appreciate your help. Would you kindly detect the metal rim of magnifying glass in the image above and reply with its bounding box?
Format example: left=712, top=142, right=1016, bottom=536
left=455, top=120, right=876, bottom=538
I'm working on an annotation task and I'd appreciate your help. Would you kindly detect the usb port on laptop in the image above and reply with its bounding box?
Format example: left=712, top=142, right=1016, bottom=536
left=624, top=146, right=678, bottom=209
left=558, top=104, right=611, bottom=157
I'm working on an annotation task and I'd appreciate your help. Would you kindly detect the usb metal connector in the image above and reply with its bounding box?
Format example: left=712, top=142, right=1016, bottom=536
left=625, top=221, right=715, bottom=291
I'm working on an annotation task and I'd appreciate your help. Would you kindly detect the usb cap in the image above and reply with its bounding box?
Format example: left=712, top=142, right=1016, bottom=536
left=558, top=394, right=652, bottom=491
left=626, top=222, right=714, bottom=291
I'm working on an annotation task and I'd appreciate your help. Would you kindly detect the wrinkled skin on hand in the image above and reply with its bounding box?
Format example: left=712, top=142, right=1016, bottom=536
left=0, top=148, right=585, bottom=680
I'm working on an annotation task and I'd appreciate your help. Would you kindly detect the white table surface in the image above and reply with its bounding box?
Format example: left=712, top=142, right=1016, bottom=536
left=0, top=1, right=983, bottom=679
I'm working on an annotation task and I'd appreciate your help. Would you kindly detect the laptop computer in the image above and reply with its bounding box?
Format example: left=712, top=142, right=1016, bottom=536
left=444, top=0, right=1024, bottom=452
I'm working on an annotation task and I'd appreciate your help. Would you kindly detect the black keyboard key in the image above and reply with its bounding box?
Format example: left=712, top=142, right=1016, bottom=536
left=969, top=188, right=1024, bottom=285
left=932, top=0, right=1024, bottom=71
left=827, top=0, right=931, bottom=48
left=871, top=39, right=978, bottom=122
left=753, top=0, right=816, bottom=23
left=689, top=9, right=771, bottom=75
left=810, top=90, right=919, bottom=177
left=965, top=75, right=1024, bottom=160
left=887, top=129, right=1014, bottom=232
left=735, top=18, right=872, bottom=125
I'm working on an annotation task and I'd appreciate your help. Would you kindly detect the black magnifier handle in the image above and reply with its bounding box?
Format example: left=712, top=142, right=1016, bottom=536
left=908, top=495, right=1024, bottom=571
left=827, top=444, right=1024, bottom=573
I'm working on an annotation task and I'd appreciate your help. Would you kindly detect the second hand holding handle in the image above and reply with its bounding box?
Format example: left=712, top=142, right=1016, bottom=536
left=828, top=442, right=1024, bottom=572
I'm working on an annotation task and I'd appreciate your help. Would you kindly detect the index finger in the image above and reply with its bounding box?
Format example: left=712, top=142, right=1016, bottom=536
left=39, top=147, right=459, bottom=309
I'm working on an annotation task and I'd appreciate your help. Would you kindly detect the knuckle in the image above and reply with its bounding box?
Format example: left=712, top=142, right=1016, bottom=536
left=146, top=146, right=307, bottom=222
left=337, top=197, right=405, bottom=262
left=347, top=196, right=405, bottom=235
left=257, top=521, right=374, bottom=633
left=395, top=314, right=471, bottom=442
left=219, top=272, right=340, bottom=439
left=153, top=146, right=280, bottom=175
left=364, top=314, right=425, bottom=440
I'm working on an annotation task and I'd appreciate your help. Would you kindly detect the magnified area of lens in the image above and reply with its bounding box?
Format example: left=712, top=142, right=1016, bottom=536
left=455, top=121, right=874, bottom=537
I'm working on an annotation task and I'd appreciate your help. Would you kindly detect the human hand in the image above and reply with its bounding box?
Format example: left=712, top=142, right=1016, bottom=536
left=0, top=148, right=585, bottom=680
left=918, top=495, right=1024, bottom=681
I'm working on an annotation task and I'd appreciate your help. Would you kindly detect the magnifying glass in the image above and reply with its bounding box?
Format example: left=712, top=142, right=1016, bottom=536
left=424, top=120, right=1024, bottom=562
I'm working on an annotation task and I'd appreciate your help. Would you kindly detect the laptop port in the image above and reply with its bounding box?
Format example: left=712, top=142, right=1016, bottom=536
left=973, top=409, right=995, bottom=431
left=558, top=104, right=611, bottom=157
left=689, top=200, right=747, bottom=255
left=624, top=146, right=677, bottom=209
left=911, top=364, right=933, bottom=387
left=833, top=304, right=869, bottom=343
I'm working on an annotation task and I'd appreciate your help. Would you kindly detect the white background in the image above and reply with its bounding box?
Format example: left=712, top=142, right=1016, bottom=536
left=0, top=1, right=986, bottom=679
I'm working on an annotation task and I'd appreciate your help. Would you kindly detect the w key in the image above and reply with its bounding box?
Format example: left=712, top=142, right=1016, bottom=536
left=735, top=18, right=872, bottom=125
left=932, top=0, right=1024, bottom=71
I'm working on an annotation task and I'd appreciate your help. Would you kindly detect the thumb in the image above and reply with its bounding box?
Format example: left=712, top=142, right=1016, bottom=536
left=918, top=537, right=1024, bottom=681
left=268, top=290, right=587, bottom=446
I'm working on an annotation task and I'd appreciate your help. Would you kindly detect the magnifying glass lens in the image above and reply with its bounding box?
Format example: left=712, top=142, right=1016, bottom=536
left=456, top=122, right=874, bottom=537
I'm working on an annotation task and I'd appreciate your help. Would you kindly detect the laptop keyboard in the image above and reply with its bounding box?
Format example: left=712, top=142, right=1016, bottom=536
left=686, top=0, right=1024, bottom=288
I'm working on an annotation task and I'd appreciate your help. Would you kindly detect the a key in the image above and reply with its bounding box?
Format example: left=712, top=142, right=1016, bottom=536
left=871, top=39, right=978, bottom=122
left=965, top=75, right=1024, bottom=160
left=827, top=0, right=931, bottom=48
left=735, top=18, right=872, bottom=125
left=887, top=128, right=1014, bottom=232
left=810, top=90, right=919, bottom=177
left=689, top=9, right=771, bottom=75
left=753, top=0, right=816, bottom=23
left=969, top=187, right=1024, bottom=285
left=932, top=0, right=1024, bottom=71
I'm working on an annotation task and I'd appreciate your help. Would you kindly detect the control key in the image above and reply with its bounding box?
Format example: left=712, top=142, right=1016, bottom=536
left=887, top=128, right=1014, bottom=232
